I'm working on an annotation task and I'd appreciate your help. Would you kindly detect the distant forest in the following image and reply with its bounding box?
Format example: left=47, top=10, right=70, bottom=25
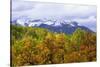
left=11, top=25, right=96, bottom=66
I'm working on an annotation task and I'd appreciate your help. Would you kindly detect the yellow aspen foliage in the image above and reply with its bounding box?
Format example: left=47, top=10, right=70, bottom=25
left=11, top=25, right=96, bottom=66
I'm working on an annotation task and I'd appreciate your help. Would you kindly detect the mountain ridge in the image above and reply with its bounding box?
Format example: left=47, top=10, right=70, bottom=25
left=11, top=17, right=94, bottom=34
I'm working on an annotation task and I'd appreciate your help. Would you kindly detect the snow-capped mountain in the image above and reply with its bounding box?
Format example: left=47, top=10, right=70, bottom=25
left=13, top=17, right=77, bottom=27
left=11, top=17, right=93, bottom=34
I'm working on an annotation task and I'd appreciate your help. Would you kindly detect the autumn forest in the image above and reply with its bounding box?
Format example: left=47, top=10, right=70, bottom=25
left=11, top=25, right=96, bottom=66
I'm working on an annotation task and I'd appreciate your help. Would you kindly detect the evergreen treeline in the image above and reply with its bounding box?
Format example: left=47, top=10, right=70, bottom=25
left=11, top=25, right=96, bottom=66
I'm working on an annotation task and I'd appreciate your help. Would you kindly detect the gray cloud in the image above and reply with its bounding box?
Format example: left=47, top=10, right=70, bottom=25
left=12, top=0, right=97, bottom=32
left=12, top=1, right=96, bottom=18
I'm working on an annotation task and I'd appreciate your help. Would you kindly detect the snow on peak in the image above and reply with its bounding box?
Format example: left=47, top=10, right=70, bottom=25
left=70, top=24, right=75, bottom=27
left=14, top=16, right=80, bottom=27
left=16, top=19, right=26, bottom=26
left=28, top=22, right=42, bottom=27
left=43, top=21, right=54, bottom=25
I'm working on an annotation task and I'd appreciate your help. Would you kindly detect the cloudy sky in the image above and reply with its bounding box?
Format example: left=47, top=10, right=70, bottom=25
left=12, top=0, right=97, bottom=32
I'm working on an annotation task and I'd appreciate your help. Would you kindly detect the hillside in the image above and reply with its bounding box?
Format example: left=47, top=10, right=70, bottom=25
left=11, top=25, right=96, bottom=66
